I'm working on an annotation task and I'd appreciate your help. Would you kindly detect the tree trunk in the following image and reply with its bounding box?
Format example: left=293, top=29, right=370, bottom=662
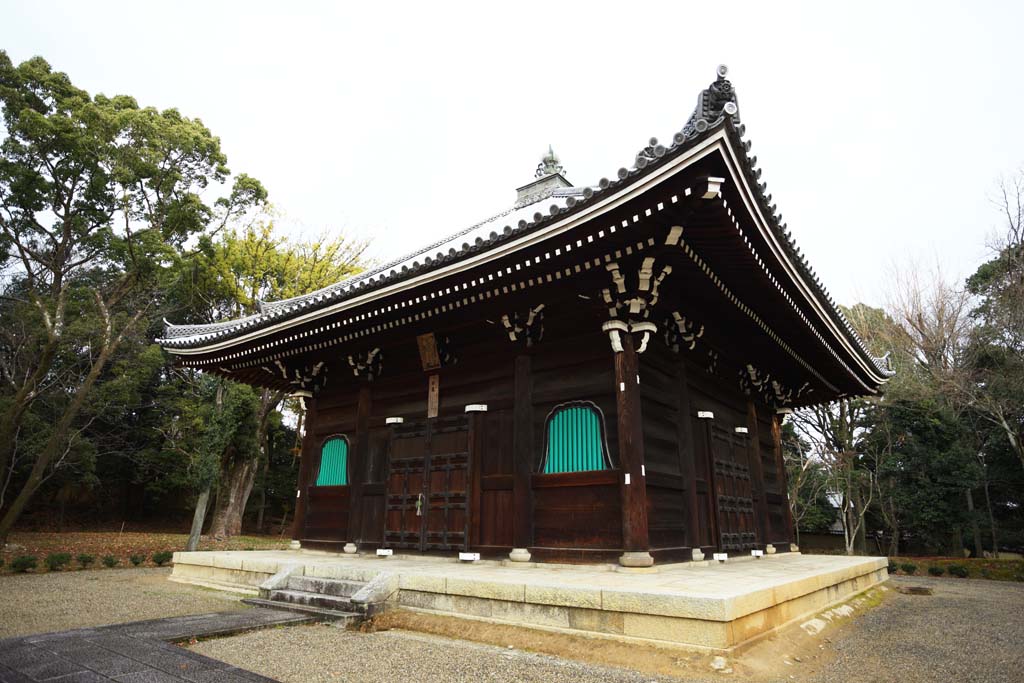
left=186, top=485, right=212, bottom=551
left=207, top=456, right=259, bottom=539
left=206, top=389, right=282, bottom=539
left=983, top=475, right=999, bottom=558
left=966, top=488, right=984, bottom=558
left=255, top=443, right=271, bottom=533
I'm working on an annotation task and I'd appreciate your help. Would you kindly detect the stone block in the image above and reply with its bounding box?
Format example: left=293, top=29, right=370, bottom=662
left=399, top=573, right=446, bottom=593
left=568, top=607, right=624, bottom=634
left=622, top=613, right=729, bottom=648
left=445, top=578, right=524, bottom=603
left=490, top=600, right=570, bottom=628
left=399, top=590, right=455, bottom=612
left=524, top=583, right=602, bottom=609
left=451, top=595, right=495, bottom=617
left=211, top=554, right=245, bottom=571
left=172, top=552, right=215, bottom=567
left=601, top=589, right=727, bottom=621
left=240, top=558, right=280, bottom=574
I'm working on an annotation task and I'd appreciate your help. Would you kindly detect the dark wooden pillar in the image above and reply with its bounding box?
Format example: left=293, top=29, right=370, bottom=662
left=675, top=359, right=701, bottom=555
left=614, top=332, right=652, bottom=566
left=746, top=401, right=769, bottom=547
left=290, top=398, right=318, bottom=544
left=771, top=413, right=796, bottom=547
left=509, top=354, right=534, bottom=561
left=348, top=385, right=372, bottom=544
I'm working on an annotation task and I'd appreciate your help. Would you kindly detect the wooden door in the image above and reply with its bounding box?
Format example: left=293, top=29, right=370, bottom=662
left=707, top=423, right=757, bottom=552
left=384, top=421, right=428, bottom=549
left=422, top=415, right=471, bottom=551
left=383, top=416, right=471, bottom=551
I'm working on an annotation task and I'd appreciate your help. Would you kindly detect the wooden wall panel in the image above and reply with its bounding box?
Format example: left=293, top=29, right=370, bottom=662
left=303, top=486, right=350, bottom=542
left=531, top=470, right=622, bottom=549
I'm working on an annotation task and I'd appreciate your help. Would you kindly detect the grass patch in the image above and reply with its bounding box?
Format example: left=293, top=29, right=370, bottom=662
left=1, top=531, right=289, bottom=574
left=891, top=557, right=1024, bottom=582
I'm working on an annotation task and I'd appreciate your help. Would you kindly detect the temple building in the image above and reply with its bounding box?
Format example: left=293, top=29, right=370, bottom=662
left=159, top=66, right=892, bottom=568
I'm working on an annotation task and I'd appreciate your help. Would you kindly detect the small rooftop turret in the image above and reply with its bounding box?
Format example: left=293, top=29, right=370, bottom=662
left=516, top=145, right=572, bottom=208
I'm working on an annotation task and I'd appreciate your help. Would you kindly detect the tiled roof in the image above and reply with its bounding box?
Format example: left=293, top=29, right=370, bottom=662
left=158, top=66, right=892, bottom=383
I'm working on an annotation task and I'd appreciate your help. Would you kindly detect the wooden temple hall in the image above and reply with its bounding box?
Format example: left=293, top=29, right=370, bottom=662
left=160, top=66, right=892, bottom=568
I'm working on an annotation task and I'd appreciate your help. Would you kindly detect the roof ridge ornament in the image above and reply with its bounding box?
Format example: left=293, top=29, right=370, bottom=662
left=535, top=144, right=564, bottom=179
left=681, top=64, right=741, bottom=139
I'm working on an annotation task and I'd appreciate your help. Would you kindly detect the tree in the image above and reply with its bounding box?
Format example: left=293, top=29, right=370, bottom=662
left=791, top=399, right=875, bottom=555
left=964, top=170, right=1024, bottom=471
left=0, top=52, right=264, bottom=545
left=166, top=220, right=367, bottom=539
left=782, top=422, right=835, bottom=546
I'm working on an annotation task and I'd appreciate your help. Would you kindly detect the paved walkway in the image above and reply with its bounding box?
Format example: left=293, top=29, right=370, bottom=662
left=0, top=608, right=308, bottom=682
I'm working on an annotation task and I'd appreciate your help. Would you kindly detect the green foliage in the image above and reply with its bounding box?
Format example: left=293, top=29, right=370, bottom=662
left=76, top=553, right=95, bottom=568
left=927, top=565, right=945, bottom=576
left=888, top=560, right=898, bottom=574
left=129, top=554, right=145, bottom=566
left=900, top=562, right=917, bottom=575
left=101, top=555, right=118, bottom=568
left=152, top=550, right=173, bottom=566
left=45, top=552, right=71, bottom=571
left=11, top=555, right=37, bottom=572
left=947, top=564, right=969, bottom=578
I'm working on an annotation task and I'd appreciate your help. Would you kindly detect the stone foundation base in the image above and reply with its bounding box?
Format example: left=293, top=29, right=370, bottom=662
left=170, top=550, right=888, bottom=651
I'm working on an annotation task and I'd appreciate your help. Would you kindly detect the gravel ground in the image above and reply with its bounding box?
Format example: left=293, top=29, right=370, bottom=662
left=192, top=576, right=1024, bottom=683
left=0, top=568, right=247, bottom=639
left=805, top=575, right=1024, bottom=683
left=194, top=625, right=684, bottom=683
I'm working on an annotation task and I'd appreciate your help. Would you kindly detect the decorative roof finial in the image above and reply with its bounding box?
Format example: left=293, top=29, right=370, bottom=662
left=535, top=145, right=565, bottom=179
left=681, top=64, right=741, bottom=138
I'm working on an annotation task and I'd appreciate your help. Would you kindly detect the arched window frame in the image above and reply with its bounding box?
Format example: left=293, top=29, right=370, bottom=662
left=313, top=434, right=350, bottom=487
left=538, top=401, right=613, bottom=474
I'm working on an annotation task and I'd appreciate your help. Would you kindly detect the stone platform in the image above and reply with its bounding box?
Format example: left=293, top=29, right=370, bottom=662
left=170, top=549, right=888, bottom=651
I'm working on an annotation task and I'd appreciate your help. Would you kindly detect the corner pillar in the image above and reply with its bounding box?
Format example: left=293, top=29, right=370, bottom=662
left=509, top=355, right=534, bottom=562
left=290, top=395, right=317, bottom=545
left=609, top=327, right=652, bottom=567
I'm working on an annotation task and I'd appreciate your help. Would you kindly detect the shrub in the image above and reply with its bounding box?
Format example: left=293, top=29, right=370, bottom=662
left=887, top=561, right=898, bottom=574
left=11, top=555, right=37, bottom=573
left=947, top=564, right=969, bottom=578
left=129, top=553, right=145, bottom=566
left=0, top=556, right=5, bottom=569
left=45, top=552, right=72, bottom=571
left=77, top=553, right=95, bottom=568
left=102, top=555, right=118, bottom=568
left=927, top=566, right=945, bottom=576
left=152, top=551, right=173, bottom=567
left=900, top=562, right=917, bottom=575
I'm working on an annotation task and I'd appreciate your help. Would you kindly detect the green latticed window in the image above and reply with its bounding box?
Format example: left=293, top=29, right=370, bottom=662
left=315, top=436, right=349, bottom=486
left=542, top=403, right=609, bottom=474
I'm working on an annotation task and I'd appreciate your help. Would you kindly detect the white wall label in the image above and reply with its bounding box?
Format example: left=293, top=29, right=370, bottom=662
left=458, top=552, right=480, bottom=562
left=624, top=473, right=631, bottom=485
left=713, top=553, right=728, bottom=562
left=376, top=548, right=393, bottom=557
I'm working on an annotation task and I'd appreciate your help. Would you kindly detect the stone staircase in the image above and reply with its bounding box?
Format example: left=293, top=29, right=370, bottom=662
left=242, top=574, right=373, bottom=625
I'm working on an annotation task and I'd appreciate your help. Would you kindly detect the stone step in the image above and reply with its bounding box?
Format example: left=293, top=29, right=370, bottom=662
left=268, top=588, right=360, bottom=612
left=242, top=597, right=361, bottom=624
left=285, top=575, right=366, bottom=598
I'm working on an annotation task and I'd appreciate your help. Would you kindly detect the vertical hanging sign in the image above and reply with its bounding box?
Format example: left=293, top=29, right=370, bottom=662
left=427, top=374, right=440, bottom=418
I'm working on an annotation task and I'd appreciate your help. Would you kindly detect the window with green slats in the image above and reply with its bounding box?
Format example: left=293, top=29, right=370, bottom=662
left=542, top=403, right=608, bottom=474
left=315, top=436, right=349, bottom=486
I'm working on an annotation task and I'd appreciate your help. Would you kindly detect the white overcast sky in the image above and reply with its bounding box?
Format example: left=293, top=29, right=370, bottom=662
left=3, top=0, right=1022, bottom=308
